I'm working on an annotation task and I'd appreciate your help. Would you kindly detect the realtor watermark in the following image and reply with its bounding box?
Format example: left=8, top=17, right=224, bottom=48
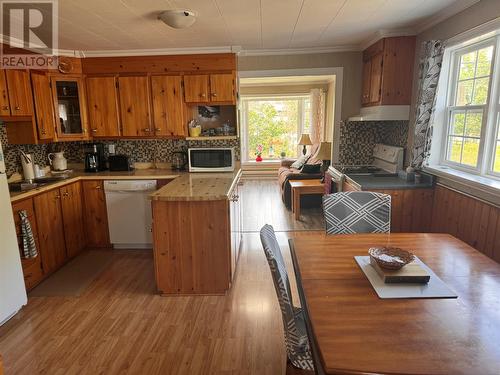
left=0, top=0, right=58, bottom=69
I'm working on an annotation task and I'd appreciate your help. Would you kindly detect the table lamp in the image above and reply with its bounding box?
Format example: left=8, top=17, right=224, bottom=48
left=298, top=134, right=312, bottom=155
left=313, top=141, right=332, bottom=182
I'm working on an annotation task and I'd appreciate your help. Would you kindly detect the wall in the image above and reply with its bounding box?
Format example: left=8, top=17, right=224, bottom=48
left=0, top=122, right=240, bottom=176
left=407, top=0, right=500, bottom=155
left=238, top=51, right=362, bottom=120
left=338, top=120, right=408, bottom=165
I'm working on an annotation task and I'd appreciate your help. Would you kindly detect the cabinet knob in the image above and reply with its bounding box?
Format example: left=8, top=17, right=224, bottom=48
left=2, top=105, right=8, bottom=110
left=95, top=185, right=101, bottom=189
left=55, top=194, right=61, bottom=199
left=142, top=128, right=151, bottom=133
left=41, top=130, right=46, bottom=135
left=63, top=192, right=69, bottom=197
left=212, top=93, right=217, bottom=97
left=155, top=128, right=161, bottom=132
left=200, top=93, right=206, bottom=98
left=91, top=128, right=97, bottom=133
left=15, top=106, right=20, bottom=110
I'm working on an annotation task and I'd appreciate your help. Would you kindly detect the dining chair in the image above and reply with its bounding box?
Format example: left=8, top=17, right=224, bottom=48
left=323, top=191, right=391, bottom=235
left=260, top=224, right=315, bottom=373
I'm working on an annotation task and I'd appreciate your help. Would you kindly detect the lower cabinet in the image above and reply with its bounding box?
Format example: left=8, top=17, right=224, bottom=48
left=82, top=180, right=110, bottom=247
left=33, top=189, right=68, bottom=274
left=60, top=182, right=87, bottom=258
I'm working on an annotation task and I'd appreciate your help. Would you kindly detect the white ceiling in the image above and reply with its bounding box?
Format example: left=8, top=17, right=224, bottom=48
left=53, top=0, right=480, bottom=55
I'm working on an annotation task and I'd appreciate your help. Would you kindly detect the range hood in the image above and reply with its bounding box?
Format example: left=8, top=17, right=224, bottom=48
left=348, top=105, right=410, bottom=122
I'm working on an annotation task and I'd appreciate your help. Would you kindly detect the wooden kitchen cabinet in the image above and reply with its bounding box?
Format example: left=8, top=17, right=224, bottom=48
left=151, top=75, right=186, bottom=137
left=60, top=181, right=86, bottom=258
left=86, top=76, right=121, bottom=137
left=118, top=76, right=152, bottom=137
left=11, top=198, right=44, bottom=290
left=51, top=76, right=89, bottom=140
left=361, top=36, right=416, bottom=107
left=5, top=70, right=34, bottom=116
left=210, top=73, right=235, bottom=102
left=31, top=71, right=56, bottom=141
left=229, top=180, right=242, bottom=279
left=33, top=189, right=68, bottom=274
left=82, top=180, right=110, bottom=247
left=183, top=74, right=209, bottom=103
left=0, top=71, right=10, bottom=115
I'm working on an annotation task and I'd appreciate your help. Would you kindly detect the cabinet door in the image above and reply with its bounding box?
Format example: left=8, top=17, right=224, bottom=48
left=60, top=182, right=86, bottom=258
left=210, top=73, right=234, bottom=103
left=361, top=60, right=372, bottom=105
left=5, top=70, right=33, bottom=116
left=0, top=71, right=10, bottom=115
left=151, top=75, right=185, bottom=137
left=34, top=189, right=67, bottom=274
left=82, top=180, right=110, bottom=248
left=51, top=76, right=88, bottom=140
left=183, top=75, right=209, bottom=103
left=369, top=53, right=383, bottom=104
left=86, top=76, right=120, bottom=137
left=118, top=76, right=151, bottom=137
left=31, top=71, right=56, bottom=141
left=12, top=198, right=44, bottom=290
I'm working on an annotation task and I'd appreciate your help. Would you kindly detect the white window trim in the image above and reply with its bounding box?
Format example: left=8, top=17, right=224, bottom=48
left=427, top=20, right=500, bottom=200
left=240, top=94, right=311, bottom=162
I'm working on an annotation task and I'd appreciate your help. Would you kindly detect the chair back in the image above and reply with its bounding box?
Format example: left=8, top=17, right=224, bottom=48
left=323, top=191, right=391, bottom=235
left=260, top=224, right=314, bottom=371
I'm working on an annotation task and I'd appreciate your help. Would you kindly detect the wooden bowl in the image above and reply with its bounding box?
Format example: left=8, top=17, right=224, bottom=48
left=368, top=247, right=415, bottom=270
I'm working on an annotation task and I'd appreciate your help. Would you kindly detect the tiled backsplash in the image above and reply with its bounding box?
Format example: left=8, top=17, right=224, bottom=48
left=338, top=120, right=409, bottom=165
left=0, top=123, right=240, bottom=176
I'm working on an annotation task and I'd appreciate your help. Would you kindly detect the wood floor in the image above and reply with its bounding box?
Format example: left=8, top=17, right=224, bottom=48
left=0, top=180, right=321, bottom=375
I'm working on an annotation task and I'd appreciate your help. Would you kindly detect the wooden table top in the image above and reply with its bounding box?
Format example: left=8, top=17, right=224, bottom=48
left=290, top=232, right=500, bottom=375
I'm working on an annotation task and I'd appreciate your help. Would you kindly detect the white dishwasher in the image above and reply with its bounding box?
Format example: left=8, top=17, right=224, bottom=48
left=104, top=180, right=157, bottom=249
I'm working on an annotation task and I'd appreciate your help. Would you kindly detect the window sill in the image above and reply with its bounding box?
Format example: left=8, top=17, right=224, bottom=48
left=424, top=165, right=500, bottom=206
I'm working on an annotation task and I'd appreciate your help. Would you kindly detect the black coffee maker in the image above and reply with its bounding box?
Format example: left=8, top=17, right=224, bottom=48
left=84, top=143, right=106, bottom=172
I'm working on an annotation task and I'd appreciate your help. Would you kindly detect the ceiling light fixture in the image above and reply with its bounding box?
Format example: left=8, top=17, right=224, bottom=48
left=158, top=10, right=196, bottom=29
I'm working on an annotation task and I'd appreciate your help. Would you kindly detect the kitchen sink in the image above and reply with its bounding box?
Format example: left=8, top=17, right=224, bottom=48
left=9, top=174, right=71, bottom=192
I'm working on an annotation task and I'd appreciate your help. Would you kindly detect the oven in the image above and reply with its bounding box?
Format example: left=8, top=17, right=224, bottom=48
left=188, top=147, right=235, bottom=172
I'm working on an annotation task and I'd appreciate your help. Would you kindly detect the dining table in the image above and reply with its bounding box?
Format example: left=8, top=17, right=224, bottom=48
left=289, top=232, right=500, bottom=375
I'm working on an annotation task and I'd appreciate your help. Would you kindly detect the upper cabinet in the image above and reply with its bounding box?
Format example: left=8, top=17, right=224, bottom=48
left=118, top=76, right=152, bottom=137
left=2, top=70, right=34, bottom=116
left=51, top=76, right=89, bottom=140
left=361, top=36, right=416, bottom=107
left=31, top=71, right=56, bottom=141
left=0, top=71, right=10, bottom=116
left=151, top=75, right=186, bottom=137
left=86, top=76, right=121, bottom=138
left=184, top=73, right=235, bottom=104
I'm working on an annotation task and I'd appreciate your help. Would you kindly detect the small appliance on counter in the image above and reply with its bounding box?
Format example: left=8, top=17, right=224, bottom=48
left=108, top=154, right=133, bottom=171
left=84, top=143, right=106, bottom=172
left=171, top=151, right=187, bottom=171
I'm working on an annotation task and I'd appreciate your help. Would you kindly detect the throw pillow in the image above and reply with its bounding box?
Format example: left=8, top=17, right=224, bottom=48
left=290, top=155, right=309, bottom=169
left=301, top=164, right=321, bottom=174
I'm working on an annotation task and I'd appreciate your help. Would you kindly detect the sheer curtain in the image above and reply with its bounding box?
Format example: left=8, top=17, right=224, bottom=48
left=309, top=88, right=326, bottom=145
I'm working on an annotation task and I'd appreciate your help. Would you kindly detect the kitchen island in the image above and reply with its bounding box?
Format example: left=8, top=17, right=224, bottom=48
left=150, top=168, right=243, bottom=295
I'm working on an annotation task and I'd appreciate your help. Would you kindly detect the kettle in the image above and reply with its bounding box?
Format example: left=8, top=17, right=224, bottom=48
left=48, top=151, right=68, bottom=171
left=171, top=151, right=187, bottom=171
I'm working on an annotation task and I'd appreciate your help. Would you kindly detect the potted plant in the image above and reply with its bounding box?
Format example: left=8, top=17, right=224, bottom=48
left=255, top=144, right=263, bottom=162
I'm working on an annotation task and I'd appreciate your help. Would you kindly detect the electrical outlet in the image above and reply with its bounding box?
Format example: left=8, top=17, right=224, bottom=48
left=108, top=144, right=115, bottom=154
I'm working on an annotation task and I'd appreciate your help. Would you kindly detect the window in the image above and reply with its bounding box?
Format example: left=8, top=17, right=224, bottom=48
left=440, top=35, right=500, bottom=179
left=241, top=96, right=311, bottom=161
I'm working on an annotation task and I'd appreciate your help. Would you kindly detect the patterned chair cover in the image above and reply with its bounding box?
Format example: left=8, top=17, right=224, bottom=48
left=260, top=224, right=315, bottom=371
left=323, top=192, right=391, bottom=235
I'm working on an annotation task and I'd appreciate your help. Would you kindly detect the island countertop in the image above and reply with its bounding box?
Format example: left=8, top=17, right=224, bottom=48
left=149, top=168, right=242, bottom=201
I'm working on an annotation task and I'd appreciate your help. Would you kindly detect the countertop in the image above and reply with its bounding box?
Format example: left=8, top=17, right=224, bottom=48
left=150, top=168, right=242, bottom=201
left=345, top=173, right=435, bottom=190
left=10, top=167, right=242, bottom=203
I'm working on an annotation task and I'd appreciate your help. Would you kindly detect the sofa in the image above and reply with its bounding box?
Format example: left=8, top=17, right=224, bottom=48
left=278, top=147, right=324, bottom=209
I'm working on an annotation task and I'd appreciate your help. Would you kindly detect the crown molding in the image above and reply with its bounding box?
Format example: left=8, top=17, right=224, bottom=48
left=240, top=45, right=361, bottom=57
left=413, top=0, right=481, bottom=34
left=359, top=28, right=416, bottom=50
left=80, top=45, right=238, bottom=57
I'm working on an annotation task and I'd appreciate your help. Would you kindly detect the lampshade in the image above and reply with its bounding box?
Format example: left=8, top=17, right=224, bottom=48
left=298, top=133, right=312, bottom=145
left=158, top=10, right=197, bottom=29
left=313, top=142, right=332, bottom=161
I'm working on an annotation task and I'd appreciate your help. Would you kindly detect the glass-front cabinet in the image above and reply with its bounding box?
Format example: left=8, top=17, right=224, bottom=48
left=51, top=76, right=89, bottom=140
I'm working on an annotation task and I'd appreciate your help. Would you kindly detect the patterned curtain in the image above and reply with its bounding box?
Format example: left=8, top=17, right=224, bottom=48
left=309, top=88, right=326, bottom=145
left=411, top=40, right=445, bottom=169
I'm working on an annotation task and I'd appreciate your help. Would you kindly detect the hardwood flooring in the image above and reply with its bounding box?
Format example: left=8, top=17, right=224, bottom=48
left=0, top=180, right=321, bottom=375
left=240, top=180, right=324, bottom=232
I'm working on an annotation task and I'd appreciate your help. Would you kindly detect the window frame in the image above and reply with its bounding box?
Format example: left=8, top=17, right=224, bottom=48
left=440, top=37, right=497, bottom=175
left=240, top=94, right=311, bottom=162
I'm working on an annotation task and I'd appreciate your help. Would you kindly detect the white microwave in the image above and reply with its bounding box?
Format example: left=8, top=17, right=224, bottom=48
left=188, top=147, right=235, bottom=172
